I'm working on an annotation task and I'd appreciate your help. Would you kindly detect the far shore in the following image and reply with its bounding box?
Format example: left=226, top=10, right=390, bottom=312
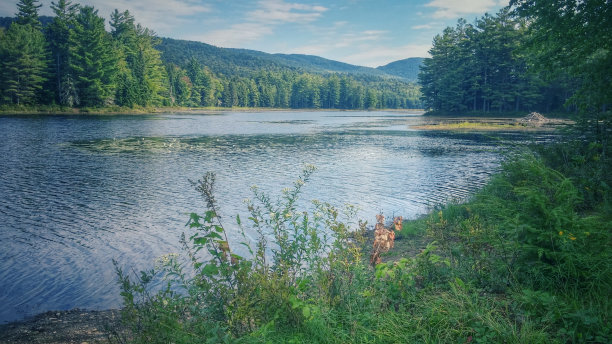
left=0, top=106, right=427, bottom=116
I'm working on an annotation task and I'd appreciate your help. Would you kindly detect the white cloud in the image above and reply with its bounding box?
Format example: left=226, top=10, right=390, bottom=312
left=195, top=0, right=328, bottom=47
left=248, top=0, right=327, bottom=23
left=192, top=22, right=274, bottom=47
left=331, top=30, right=388, bottom=48
left=24, top=0, right=211, bottom=34
left=412, top=24, right=434, bottom=30
left=424, top=0, right=507, bottom=19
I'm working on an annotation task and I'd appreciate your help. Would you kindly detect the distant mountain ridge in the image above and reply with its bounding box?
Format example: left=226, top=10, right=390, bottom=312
left=377, top=58, right=425, bottom=82
left=157, top=38, right=420, bottom=80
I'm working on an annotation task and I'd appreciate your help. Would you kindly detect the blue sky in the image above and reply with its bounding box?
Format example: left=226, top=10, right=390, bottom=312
left=1, top=0, right=508, bottom=67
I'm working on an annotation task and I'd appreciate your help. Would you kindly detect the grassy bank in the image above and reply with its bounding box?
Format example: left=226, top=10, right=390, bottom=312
left=412, top=121, right=550, bottom=131
left=111, top=126, right=610, bottom=343
left=423, top=110, right=574, bottom=119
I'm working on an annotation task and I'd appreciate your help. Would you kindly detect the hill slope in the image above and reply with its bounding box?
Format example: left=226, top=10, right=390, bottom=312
left=377, top=57, right=424, bottom=82
left=158, top=38, right=392, bottom=79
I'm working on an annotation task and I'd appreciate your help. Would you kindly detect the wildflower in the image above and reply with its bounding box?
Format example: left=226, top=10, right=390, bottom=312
left=559, top=231, right=564, bottom=236
left=570, top=236, right=576, bottom=241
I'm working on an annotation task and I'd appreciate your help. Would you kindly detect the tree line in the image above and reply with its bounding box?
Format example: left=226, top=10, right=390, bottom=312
left=0, top=0, right=422, bottom=110
left=418, top=4, right=609, bottom=116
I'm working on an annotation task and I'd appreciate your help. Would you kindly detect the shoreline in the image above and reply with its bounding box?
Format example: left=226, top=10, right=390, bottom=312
left=0, top=107, right=426, bottom=116
left=0, top=309, right=123, bottom=344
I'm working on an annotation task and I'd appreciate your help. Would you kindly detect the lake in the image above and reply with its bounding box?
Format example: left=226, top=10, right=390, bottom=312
left=0, top=111, right=554, bottom=323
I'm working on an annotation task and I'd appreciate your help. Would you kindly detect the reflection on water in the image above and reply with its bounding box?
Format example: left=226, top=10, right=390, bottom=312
left=0, top=111, right=555, bottom=323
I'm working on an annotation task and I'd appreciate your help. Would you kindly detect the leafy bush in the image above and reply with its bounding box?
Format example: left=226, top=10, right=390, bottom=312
left=415, top=153, right=612, bottom=342
left=115, top=166, right=372, bottom=342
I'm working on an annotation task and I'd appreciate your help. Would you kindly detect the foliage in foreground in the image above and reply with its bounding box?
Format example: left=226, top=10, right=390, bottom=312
left=115, top=138, right=611, bottom=343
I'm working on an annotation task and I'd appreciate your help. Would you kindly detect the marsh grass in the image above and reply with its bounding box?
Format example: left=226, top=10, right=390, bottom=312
left=413, top=121, right=552, bottom=131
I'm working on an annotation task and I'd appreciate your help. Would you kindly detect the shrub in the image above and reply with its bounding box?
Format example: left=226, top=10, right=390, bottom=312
left=115, top=166, right=369, bottom=342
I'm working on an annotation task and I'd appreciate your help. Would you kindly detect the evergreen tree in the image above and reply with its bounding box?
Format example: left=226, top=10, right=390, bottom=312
left=511, top=0, right=611, bottom=115
left=0, top=23, right=48, bottom=105
left=15, top=0, right=42, bottom=30
left=419, top=10, right=546, bottom=113
left=71, top=6, right=117, bottom=107
left=110, top=10, right=167, bottom=107
left=0, top=0, right=48, bottom=105
left=46, top=0, right=79, bottom=106
left=110, top=9, right=137, bottom=106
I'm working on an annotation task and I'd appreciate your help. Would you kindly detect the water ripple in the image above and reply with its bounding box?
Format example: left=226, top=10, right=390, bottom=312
left=0, top=112, right=554, bottom=323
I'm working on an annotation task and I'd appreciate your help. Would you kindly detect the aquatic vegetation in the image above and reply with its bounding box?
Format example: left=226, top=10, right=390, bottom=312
left=71, top=137, right=195, bottom=154
left=412, top=120, right=562, bottom=131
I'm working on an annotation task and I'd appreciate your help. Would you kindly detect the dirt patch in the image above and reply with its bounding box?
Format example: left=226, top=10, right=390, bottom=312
left=0, top=309, right=125, bottom=344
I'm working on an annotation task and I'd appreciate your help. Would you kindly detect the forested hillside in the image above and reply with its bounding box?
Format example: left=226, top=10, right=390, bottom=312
left=377, top=57, right=424, bottom=82
left=0, top=0, right=422, bottom=110
left=157, top=38, right=392, bottom=78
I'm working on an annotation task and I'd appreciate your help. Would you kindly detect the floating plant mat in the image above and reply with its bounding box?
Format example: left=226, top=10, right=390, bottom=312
left=66, top=134, right=355, bottom=155
left=67, top=137, right=197, bottom=154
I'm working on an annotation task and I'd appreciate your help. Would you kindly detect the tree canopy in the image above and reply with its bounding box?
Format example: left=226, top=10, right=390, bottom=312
left=419, top=2, right=610, bottom=118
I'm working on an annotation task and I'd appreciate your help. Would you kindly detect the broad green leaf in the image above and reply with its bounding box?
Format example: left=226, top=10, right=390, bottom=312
left=202, top=263, right=219, bottom=277
left=193, top=237, right=208, bottom=245
left=205, top=232, right=223, bottom=240
left=204, top=210, right=216, bottom=223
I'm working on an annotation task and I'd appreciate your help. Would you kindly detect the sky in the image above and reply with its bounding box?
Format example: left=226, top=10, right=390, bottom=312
left=1, top=0, right=508, bottom=67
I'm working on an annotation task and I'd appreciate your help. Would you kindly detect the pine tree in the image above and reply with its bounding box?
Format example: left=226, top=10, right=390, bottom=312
left=0, top=23, right=48, bottom=105
left=71, top=6, right=117, bottom=107
left=110, top=10, right=168, bottom=107
left=46, top=0, right=79, bottom=106
left=15, top=0, right=42, bottom=30
left=512, top=0, right=611, bottom=115
left=0, top=0, right=48, bottom=105
left=110, top=10, right=137, bottom=106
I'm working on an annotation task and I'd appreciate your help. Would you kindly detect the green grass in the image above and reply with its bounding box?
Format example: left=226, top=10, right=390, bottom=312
left=413, top=120, right=555, bottom=131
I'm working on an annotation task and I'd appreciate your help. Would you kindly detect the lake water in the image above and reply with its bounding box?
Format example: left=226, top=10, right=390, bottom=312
left=0, top=111, right=554, bottom=323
